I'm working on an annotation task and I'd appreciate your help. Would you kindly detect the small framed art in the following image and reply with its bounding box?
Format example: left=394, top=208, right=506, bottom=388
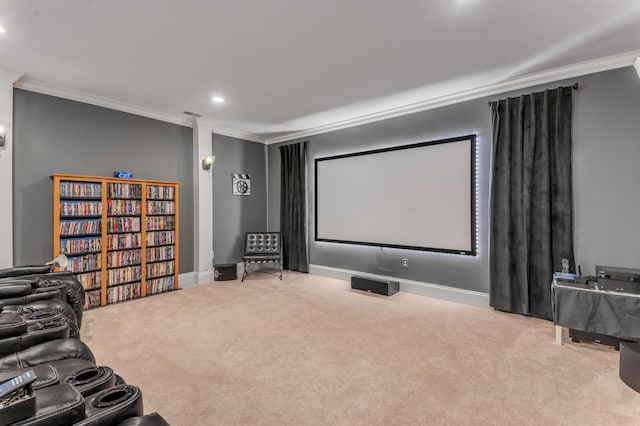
left=232, top=173, right=251, bottom=196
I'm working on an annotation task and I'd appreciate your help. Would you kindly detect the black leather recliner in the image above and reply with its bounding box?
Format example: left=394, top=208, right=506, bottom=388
left=3, top=299, right=80, bottom=340
left=0, top=270, right=84, bottom=329
left=0, top=338, right=95, bottom=372
left=0, top=266, right=171, bottom=424
left=0, top=310, right=70, bottom=358
left=0, top=361, right=169, bottom=424
left=1, top=379, right=146, bottom=425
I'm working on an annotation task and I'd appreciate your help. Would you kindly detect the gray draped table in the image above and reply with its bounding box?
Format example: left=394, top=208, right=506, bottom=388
left=551, top=281, right=640, bottom=345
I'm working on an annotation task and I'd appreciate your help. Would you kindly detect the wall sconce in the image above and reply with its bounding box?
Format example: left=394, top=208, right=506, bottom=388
left=0, top=125, right=6, bottom=147
left=202, top=155, right=215, bottom=170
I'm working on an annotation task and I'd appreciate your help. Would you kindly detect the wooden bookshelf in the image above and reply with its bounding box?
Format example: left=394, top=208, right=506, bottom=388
left=52, top=174, right=179, bottom=309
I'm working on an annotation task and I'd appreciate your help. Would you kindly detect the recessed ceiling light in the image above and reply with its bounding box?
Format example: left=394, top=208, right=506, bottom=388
left=211, top=96, right=225, bottom=103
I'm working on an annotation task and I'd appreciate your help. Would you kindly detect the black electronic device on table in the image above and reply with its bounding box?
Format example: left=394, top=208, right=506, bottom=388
left=596, top=265, right=640, bottom=281
left=596, top=265, right=640, bottom=294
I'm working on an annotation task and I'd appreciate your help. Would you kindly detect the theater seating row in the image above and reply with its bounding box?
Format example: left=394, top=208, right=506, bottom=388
left=0, top=265, right=170, bottom=426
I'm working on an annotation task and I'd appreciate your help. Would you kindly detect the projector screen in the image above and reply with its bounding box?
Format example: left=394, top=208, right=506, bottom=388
left=315, top=135, right=476, bottom=255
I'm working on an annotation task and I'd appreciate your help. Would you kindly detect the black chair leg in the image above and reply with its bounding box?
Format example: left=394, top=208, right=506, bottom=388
left=241, top=262, right=248, bottom=282
left=279, top=262, right=283, bottom=280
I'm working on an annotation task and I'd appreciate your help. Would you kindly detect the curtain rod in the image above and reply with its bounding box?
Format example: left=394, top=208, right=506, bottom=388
left=488, top=83, right=579, bottom=106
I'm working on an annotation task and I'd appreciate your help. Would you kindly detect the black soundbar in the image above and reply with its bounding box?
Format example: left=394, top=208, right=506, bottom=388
left=351, top=276, right=399, bottom=296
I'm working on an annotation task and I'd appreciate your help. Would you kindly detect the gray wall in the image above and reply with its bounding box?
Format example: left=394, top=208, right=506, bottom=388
left=13, top=89, right=194, bottom=273
left=268, top=67, right=640, bottom=293
left=212, top=134, right=267, bottom=264
left=269, top=101, right=491, bottom=293
left=571, top=68, right=640, bottom=274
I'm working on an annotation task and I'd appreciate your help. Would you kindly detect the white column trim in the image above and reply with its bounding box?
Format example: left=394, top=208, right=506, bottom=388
left=192, top=118, right=215, bottom=285
left=0, top=70, right=24, bottom=268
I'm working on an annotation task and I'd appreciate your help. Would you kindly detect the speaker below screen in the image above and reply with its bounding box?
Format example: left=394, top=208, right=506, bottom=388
left=351, top=276, right=399, bottom=296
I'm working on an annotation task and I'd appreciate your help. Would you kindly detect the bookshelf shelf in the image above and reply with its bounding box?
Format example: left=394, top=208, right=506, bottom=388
left=107, top=280, right=142, bottom=288
left=145, top=243, right=175, bottom=248
left=61, top=234, right=102, bottom=239
left=146, top=258, right=175, bottom=264
left=64, top=249, right=102, bottom=255
left=52, top=174, right=179, bottom=309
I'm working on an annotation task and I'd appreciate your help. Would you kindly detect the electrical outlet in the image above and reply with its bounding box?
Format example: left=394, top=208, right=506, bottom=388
left=402, top=258, right=409, bottom=268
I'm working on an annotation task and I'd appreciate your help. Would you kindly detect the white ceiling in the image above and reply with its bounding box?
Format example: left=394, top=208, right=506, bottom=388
left=2, top=0, right=640, bottom=143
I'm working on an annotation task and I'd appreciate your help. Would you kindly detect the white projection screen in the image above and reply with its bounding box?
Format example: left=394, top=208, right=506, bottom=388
left=315, top=135, right=476, bottom=255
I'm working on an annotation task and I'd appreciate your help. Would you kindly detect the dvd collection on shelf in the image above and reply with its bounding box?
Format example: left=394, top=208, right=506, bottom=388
left=147, top=246, right=175, bottom=262
left=147, top=185, right=174, bottom=200
left=107, top=265, right=142, bottom=286
left=146, top=231, right=175, bottom=246
left=60, top=219, right=101, bottom=236
left=106, top=233, right=141, bottom=250
left=146, top=276, right=174, bottom=295
left=76, top=271, right=101, bottom=291
left=146, top=216, right=174, bottom=230
left=107, top=283, right=141, bottom=304
left=53, top=175, right=179, bottom=309
left=107, top=199, right=141, bottom=215
left=68, top=254, right=101, bottom=272
left=60, top=181, right=101, bottom=198
left=108, top=182, right=142, bottom=199
left=147, top=200, right=175, bottom=214
left=107, top=217, right=141, bottom=233
left=60, top=236, right=102, bottom=255
left=60, top=201, right=102, bottom=216
left=86, top=290, right=101, bottom=308
left=147, top=261, right=174, bottom=279
left=107, top=249, right=142, bottom=268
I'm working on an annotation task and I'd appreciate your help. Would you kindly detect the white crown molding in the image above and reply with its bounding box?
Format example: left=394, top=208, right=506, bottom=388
left=212, top=126, right=266, bottom=144
left=12, top=49, right=640, bottom=147
left=15, top=78, right=269, bottom=144
left=0, top=68, right=24, bottom=85
left=15, top=78, right=196, bottom=127
left=265, top=49, right=640, bottom=145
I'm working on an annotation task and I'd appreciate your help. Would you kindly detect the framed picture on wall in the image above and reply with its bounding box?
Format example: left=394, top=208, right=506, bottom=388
left=232, top=173, right=251, bottom=196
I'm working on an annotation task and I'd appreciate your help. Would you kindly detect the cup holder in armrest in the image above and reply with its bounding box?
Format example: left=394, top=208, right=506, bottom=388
left=64, top=366, right=115, bottom=397
left=74, top=384, right=143, bottom=425
left=93, top=386, right=136, bottom=408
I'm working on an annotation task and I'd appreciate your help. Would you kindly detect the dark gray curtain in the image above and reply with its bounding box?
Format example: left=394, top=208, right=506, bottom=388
left=490, top=86, right=574, bottom=320
left=279, top=141, right=309, bottom=272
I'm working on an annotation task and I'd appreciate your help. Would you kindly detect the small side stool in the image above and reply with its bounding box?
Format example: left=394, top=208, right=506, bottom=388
left=619, top=342, right=640, bottom=393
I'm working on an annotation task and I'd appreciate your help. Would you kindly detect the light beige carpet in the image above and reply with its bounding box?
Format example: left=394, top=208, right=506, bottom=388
left=81, top=272, right=640, bottom=426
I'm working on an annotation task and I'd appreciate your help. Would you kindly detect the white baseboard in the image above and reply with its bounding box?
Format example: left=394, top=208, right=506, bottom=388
left=178, top=272, right=196, bottom=289
left=178, top=271, right=214, bottom=289
left=197, top=271, right=214, bottom=285
left=308, top=264, right=489, bottom=308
